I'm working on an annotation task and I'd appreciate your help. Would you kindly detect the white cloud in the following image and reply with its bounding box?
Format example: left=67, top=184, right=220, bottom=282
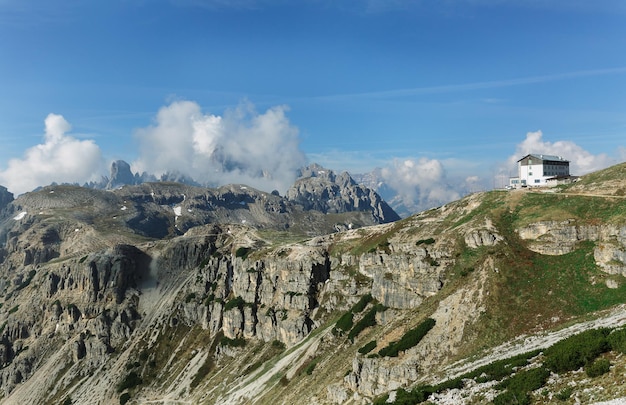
left=381, top=157, right=461, bottom=212
left=133, top=100, right=306, bottom=193
left=507, top=130, right=616, bottom=175
left=0, top=114, right=104, bottom=195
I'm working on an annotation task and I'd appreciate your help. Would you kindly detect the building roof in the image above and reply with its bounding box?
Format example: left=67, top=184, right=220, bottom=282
left=517, top=153, right=569, bottom=163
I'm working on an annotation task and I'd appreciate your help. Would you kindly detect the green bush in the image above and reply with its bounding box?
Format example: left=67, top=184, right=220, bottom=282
left=220, top=335, right=246, bottom=347
left=347, top=304, right=385, bottom=341
left=497, top=366, right=550, bottom=394
left=304, top=358, right=318, bottom=375
left=271, top=340, right=286, bottom=350
left=555, top=387, right=573, bottom=400
left=416, top=238, right=435, bottom=246
left=119, top=393, right=131, bottom=405
left=544, top=328, right=610, bottom=373
left=117, top=371, right=142, bottom=392
left=16, top=270, right=37, bottom=291
left=464, top=350, right=541, bottom=383
left=378, top=318, right=435, bottom=357
left=358, top=340, right=377, bottom=355
left=235, top=247, right=251, bottom=259
left=390, top=386, right=434, bottom=404
left=585, top=357, right=611, bottom=377
left=223, top=296, right=246, bottom=311
left=351, top=294, right=373, bottom=313
left=335, top=312, right=354, bottom=332
left=608, top=328, right=626, bottom=354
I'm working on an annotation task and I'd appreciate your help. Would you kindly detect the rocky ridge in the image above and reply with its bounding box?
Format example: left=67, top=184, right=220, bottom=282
left=0, top=163, right=626, bottom=404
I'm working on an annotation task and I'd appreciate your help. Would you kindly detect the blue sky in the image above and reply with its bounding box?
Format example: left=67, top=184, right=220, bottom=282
left=1, top=0, right=625, bottom=205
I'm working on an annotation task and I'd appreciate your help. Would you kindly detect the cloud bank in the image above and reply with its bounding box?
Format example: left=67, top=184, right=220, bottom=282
left=0, top=114, right=104, bottom=195
left=133, top=100, right=306, bottom=193
left=380, top=157, right=463, bottom=214
left=507, top=130, right=616, bottom=175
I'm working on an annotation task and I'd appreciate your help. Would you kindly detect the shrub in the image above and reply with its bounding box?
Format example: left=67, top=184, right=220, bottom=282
left=351, top=294, right=372, bottom=313
left=223, top=296, right=246, bottom=311
left=464, top=350, right=541, bottom=383
left=555, top=387, right=573, bottom=400
left=235, top=247, right=251, bottom=259
left=416, top=238, right=435, bottom=246
left=335, top=312, right=354, bottom=332
left=497, top=366, right=550, bottom=394
left=585, top=357, right=611, bottom=378
left=358, top=340, right=377, bottom=355
left=544, top=328, right=610, bottom=373
left=185, top=292, right=196, bottom=303
left=391, top=386, right=434, bottom=404
left=119, top=393, right=131, bottom=405
left=378, top=318, right=435, bottom=357
left=347, top=305, right=385, bottom=341
left=117, top=371, right=142, bottom=392
left=608, top=328, right=626, bottom=354
left=220, top=335, right=246, bottom=348
left=271, top=340, right=286, bottom=350
left=16, top=269, right=37, bottom=291
left=304, top=358, right=318, bottom=375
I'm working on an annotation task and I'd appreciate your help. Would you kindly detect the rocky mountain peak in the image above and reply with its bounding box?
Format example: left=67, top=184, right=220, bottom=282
left=106, top=160, right=137, bottom=189
left=0, top=186, right=13, bottom=212
left=287, top=164, right=400, bottom=223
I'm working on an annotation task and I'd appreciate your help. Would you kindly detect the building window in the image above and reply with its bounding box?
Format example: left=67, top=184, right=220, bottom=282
left=535, top=179, right=540, bottom=183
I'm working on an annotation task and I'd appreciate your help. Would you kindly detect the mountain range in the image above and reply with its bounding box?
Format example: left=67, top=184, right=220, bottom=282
left=0, top=162, right=626, bottom=404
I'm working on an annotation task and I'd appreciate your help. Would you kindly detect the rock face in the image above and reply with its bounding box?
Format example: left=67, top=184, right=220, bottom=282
left=106, top=160, right=137, bottom=189
left=287, top=164, right=400, bottom=224
left=0, top=186, right=12, bottom=212
left=518, top=220, right=626, bottom=276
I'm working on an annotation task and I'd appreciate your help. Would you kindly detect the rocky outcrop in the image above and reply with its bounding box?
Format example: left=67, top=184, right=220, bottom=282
left=177, top=243, right=331, bottom=346
left=0, top=186, right=13, bottom=212
left=287, top=164, right=400, bottom=224
left=346, top=356, right=420, bottom=397
left=517, top=220, right=626, bottom=276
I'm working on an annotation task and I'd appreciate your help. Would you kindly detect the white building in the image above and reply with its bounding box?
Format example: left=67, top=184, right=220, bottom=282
left=509, top=154, right=570, bottom=188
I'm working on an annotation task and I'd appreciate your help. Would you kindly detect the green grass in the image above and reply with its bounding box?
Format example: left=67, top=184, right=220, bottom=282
left=516, top=193, right=626, bottom=225
left=457, top=206, right=626, bottom=354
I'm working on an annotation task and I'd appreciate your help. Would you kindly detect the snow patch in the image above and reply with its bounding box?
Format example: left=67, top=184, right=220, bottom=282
left=173, top=206, right=182, bottom=216
left=120, top=206, right=127, bottom=211
left=13, top=212, right=27, bottom=220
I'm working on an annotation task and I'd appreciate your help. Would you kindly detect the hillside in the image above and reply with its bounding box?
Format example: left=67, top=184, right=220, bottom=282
left=0, top=162, right=625, bottom=404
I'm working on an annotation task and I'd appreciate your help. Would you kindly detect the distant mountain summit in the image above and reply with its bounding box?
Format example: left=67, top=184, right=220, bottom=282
left=106, top=160, right=138, bottom=189
left=287, top=164, right=400, bottom=224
